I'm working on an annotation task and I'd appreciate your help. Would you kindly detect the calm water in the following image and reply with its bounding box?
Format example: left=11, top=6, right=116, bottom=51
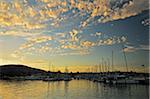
left=0, top=80, right=149, bottom=99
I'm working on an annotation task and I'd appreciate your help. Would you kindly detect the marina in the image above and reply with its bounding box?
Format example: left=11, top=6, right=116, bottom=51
left=0, top=0, right=149, bottom=99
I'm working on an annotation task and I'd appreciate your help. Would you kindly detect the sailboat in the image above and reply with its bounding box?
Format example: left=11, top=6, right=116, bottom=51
left=63, top=67, right=72, bottom=81
left=43, top=63, right=72, bottom=82
left=108, top=47, right=139, bottom=84
left=43, top=61, right=61, bottom=81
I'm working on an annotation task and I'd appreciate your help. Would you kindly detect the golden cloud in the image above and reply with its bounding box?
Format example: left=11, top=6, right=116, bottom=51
left=19, top=35, right=53, bottom=50
left=80, top=40, right=95, bottom=48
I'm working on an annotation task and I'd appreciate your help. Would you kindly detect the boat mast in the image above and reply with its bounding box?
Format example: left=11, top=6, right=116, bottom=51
left=104, top=60, right=107, bottom=72
left=112, top=51, right=114, bottom=72
left=122, top=46, right=128, bottom=72
left=65, top=67, right=68, bottom=73
left=99, top=58, right=101, bottom=73
left=107, top=58, right=110, bottom=72
left=48, top=61, right=51, bottom=72
left=102, top=57, right=104, bottom=73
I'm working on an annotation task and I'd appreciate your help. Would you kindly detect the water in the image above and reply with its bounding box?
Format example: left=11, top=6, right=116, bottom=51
left=0, top=80, right=149, bottom=99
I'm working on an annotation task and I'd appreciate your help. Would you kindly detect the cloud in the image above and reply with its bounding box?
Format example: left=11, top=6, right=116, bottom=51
left=90, top=32, right=102, bottom=37
left=123, top=44, right=150, bottom=52
left=99, top=0, right=148, bottom=23
left=0, top=30, right=40, bottom=37
left=69, top=29, right=79, bottom=42
left=0, top=0, right=148, bottom=33
left=80, top=40, right=95, bottom=48
left=0, top=1, right=46, bottom=30
left=139, top=45, right=150, bottom=51
left=55, top=33, right=66, bottom=38
left=58, top=48, right=90, bottom=56
left=19, top=35, right=53, bottom=50
left=71, top=0, right=148, bottom=27
left=61, top=44, right=79, bottom=50
left=0, top=0, right=148, bottom=31
left=97, top=36, right=127, bottom=46
left=123, top=45, right=137, bottom=52
left=23, top=22, right=46, bottom=30
left=0, top=0, right=147, bottom=58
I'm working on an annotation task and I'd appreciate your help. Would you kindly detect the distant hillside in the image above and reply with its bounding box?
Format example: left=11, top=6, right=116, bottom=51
left=0, top=64, right=47, bottom=77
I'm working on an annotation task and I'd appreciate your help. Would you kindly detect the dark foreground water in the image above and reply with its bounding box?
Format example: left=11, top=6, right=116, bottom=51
left=0, top=80, right=149, bottom=99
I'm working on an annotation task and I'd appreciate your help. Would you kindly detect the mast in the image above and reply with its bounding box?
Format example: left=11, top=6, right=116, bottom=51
left=112, top=51, right=114, bottom=72
left=52, top=63, right=55, bottom=72
left=104, top=60, right=107, bottom=72
left=102, top=57, right=104, bottom=73
left=122, top=46, right=128, bottom=72
left=65, top=67, right=68, bottom=73
left=99, top=58, right=101, bottom=73
left=48, top=61, right=51, bottom=72
left=107, top=58, right=110, bottom=72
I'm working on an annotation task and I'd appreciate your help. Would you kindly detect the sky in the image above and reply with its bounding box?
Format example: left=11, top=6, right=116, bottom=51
left=0, top=0, right=149, bottom=72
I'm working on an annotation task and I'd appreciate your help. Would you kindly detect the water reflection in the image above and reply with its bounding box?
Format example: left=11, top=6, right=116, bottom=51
left=46, top=82, right=50, bottom=99
left=0, top=80, right=149, bottom=99
left=64, top=81, right=69, bottom=99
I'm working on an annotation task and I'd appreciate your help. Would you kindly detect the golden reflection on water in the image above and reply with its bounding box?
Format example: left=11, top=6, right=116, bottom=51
left=0, top=80, right=149, bottom=99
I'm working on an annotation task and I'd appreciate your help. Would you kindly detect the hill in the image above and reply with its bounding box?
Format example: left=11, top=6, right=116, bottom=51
left=0, top=64, right=47, bottom=77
